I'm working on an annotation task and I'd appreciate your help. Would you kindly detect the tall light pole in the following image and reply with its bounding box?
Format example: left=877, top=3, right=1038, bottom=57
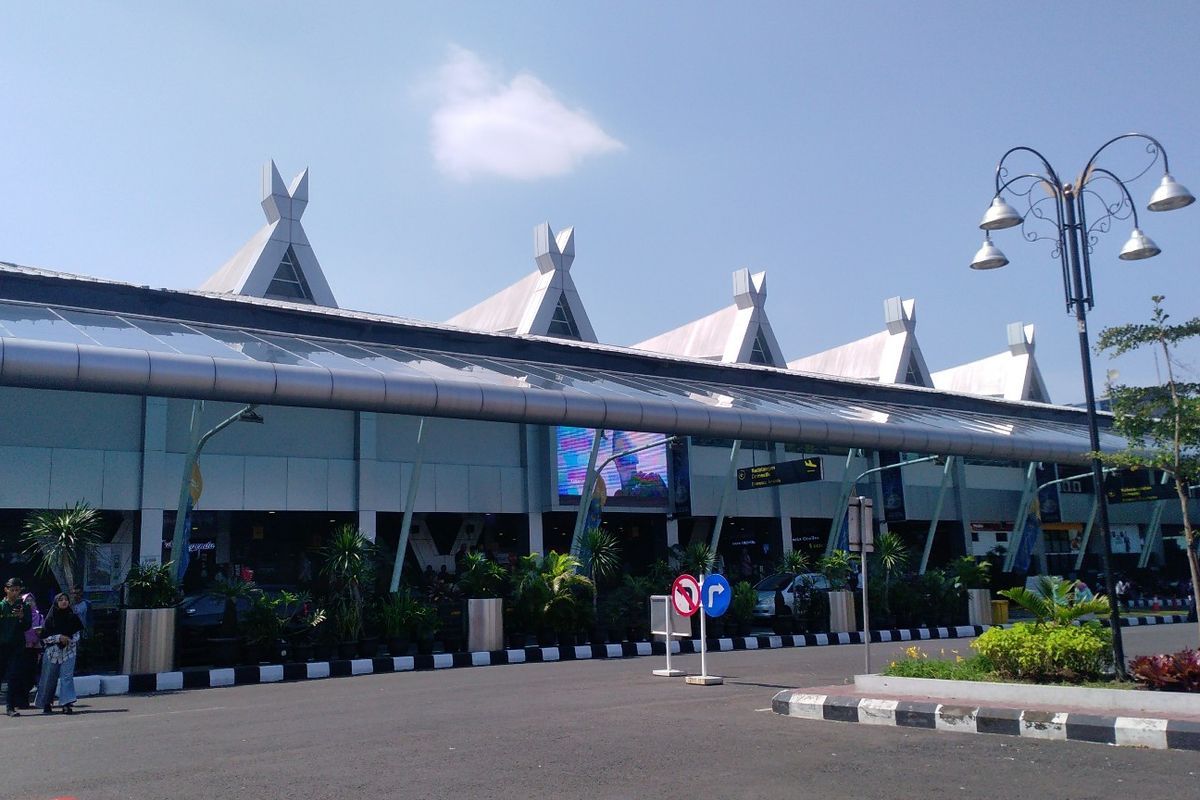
left=971, top=133, right=1194, bottom=678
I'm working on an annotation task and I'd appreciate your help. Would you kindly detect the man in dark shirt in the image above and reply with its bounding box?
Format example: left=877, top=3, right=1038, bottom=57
left=1, top=577, right=33, bottom=717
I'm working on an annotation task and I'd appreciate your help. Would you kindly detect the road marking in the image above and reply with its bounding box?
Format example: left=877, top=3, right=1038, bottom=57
left=126, top=705, right=229, bottom=720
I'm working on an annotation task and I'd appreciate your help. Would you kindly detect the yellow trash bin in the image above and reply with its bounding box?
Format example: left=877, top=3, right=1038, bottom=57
left=990, top=599, right=1009, bottom=625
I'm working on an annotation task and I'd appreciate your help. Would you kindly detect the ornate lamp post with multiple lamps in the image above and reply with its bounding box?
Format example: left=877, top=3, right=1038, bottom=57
left=970, top=133, right=1193, bottom=678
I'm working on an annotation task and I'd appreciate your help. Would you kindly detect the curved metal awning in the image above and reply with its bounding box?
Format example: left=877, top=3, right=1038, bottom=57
left=0, top=298, right=1121, bottom=464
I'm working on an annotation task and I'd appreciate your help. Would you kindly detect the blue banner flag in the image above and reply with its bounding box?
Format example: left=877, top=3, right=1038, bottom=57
left=1013, top=498, right=1042, bottom=573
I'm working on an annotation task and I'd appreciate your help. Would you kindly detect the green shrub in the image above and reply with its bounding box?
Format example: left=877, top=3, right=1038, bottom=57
left=972, top=621, right=1112, bottom=682
left=731, top=581, right=757, bottom=624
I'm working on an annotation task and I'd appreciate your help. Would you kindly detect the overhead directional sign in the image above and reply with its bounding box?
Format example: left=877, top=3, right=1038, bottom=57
left=671, top=574, right=701, bottom=617
left=701, top=574, right=731, bottom=618
left=1105, top=468, right=1178, bottom=504
left=737, top=458, right=823, bottom=490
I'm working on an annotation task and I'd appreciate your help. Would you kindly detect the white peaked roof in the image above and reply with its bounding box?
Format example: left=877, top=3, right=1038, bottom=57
left=932, top=322, right=1051, bottom=403
left=789, top=297, right=933, bottom=386
left=632, top=269, right=786, bottom=366
left=200, top=161, right=338, bottom=308
left=446, top=223, right=597, bottom=342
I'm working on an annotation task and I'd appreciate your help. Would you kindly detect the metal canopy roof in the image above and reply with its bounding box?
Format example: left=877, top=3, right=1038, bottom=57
left=0, top=294, right=1120, bottom=465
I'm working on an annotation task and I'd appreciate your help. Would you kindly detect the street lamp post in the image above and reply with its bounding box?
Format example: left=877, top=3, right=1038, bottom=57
left=971, top=133, right=1194, bottom=678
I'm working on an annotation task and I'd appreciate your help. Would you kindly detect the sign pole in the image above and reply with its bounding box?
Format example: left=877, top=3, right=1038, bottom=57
left=848, top=496, right=874, bottom=675
left=686, top=573, right=725, bottom=686
left=861, top=541, right=871, bottom=675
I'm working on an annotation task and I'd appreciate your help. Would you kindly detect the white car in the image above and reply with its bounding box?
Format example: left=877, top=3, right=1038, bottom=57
left=753, top=572, right=829, bottom=619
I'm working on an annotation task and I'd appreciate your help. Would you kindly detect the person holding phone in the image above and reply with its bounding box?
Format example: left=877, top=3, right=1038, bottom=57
left=0, top=578, right=32, bottom=717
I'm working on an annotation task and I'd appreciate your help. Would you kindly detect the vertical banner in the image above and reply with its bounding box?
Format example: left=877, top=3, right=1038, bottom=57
left=583, top=474, right=606, bottom=534
left=1013, top=497, right=1042, bottom=573
left=877, top=451, right=907, bottom=522
left=667, top=438, right=692, bottom=520
left=1035, top=463, right=1061, bottom=524
left=179, top=461, right=203, bottom=577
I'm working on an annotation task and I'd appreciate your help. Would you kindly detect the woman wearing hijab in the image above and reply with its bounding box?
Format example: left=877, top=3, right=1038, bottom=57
left=37, top=593, right=83, bottom=714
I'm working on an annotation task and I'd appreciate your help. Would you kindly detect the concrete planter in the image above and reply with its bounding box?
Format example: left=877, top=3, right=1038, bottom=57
left=121, top=607, right=176, bottom=674
left=967, top=588, right=992, bottom=626
left=466, top=598, right=503, bottom=652
left=828, top=590, right=857, bottom=633
left=855, top=673, right=1200, bottom=717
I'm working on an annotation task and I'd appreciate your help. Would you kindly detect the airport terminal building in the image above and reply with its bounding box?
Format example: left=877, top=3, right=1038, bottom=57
left=0, top=163, right=1191, bottom=596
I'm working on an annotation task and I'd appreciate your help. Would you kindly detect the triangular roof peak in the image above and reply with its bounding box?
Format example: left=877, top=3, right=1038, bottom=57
left=932, top=321, right=1051, bottom=402
left=733, top=269, right=767, bottom=310
left=632, top=267, right=785, bottom=366
left=446, top=222, right=597, bottom=342
left=200, top=161, right=337, bottom=308
left=789, top=296, right=932, bottom=386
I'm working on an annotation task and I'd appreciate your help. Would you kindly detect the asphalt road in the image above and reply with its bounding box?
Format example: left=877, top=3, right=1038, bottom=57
left=4, top=625, right=1197, bottom=800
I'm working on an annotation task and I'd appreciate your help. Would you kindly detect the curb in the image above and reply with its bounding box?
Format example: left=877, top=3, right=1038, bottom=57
left=771, top=690, right=1200, bottom=752
left=70, top=615, right=1190, bottom=698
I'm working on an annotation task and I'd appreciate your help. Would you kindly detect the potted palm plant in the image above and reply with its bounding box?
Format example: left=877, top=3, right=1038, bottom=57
left=730, top=580, right=757, bottom=636
left=241, top=590, right=284, bottom=665
left=820, top=550, right=859, bottom=633
left=579, top=529, right=622, bottom=644
left=539, top=552, right=594, bottom=647
left=951, top=556, right=993, bottom=626
left=205, top=576, right=254, bottom=666
left=411, top=599, right=441, bottom=655
left=284, top=597, right=325, bottom=663
left=510, top=553, right=552, bottom=647
left=321, top=525, right=374, bottom=659
left=871, top=531, right=910, bottom=628
left=120, top=561, right=181, bottom=674
left=457, top=552, right=506, bottom=652
left=376, top=591, right=417, bottom=656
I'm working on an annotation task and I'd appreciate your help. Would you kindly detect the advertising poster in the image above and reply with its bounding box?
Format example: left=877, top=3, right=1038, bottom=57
left=556, top=428, right=670, bottom=504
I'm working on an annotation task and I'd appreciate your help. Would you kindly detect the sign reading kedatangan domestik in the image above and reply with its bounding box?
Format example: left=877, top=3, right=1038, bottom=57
left=736, top=458, right=823, bottom=490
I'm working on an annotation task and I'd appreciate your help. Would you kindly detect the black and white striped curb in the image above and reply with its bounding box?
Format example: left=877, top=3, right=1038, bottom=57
left=771, top=690, right=1200, bottom=752
left=72, top=625, right=990, bottom=697
left=1124, top=597, right=1193, bottom=610
left=69, top=615, right=1189, bottom=698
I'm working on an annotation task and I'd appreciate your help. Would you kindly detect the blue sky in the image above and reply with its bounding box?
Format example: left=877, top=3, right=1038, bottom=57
left=3, top=2, right=1198, bottom=404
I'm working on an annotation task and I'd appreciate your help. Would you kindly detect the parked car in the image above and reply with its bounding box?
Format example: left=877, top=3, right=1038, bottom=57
left=753, top=572, right=829, bottom=619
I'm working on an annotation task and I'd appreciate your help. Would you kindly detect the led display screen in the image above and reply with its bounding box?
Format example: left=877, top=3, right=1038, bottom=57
left=555, top=427, right=670, bottom=505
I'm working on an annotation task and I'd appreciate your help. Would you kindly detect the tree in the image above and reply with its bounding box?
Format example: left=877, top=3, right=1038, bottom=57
left=1095, top=296, right=1200, bottom=644
left=872, top=530, right=910, bottom=619
left=578, top=528, right=622, bottom=617
left=22, top=502, right=104, bottom=592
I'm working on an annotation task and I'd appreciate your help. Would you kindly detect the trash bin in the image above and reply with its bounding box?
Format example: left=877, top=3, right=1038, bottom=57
left=990, top=599, right=1009, bottom=625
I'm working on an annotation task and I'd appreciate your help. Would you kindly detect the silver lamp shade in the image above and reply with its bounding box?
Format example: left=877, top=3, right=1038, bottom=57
left=979, top=196, right=1023, bottom=230
left=1118, top=228, right=1161, bottom=261
left=1147, top=174, right=1196, bottom=212
left=970, top=237, right=1009, bottom=270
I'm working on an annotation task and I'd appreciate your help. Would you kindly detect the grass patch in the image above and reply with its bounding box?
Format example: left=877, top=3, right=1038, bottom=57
left=881, top=645, right=1145, bottom=690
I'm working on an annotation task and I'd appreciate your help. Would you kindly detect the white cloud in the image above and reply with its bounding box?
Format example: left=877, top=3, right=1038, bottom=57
left=430, top=46, right=624, bottom=181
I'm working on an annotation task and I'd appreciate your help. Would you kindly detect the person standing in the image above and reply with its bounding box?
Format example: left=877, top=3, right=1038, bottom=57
left=0, top=578, right=32, bottom=717
left=18, top=593, right=44, bottom=710
left=37, top=593, right=83, bottom=714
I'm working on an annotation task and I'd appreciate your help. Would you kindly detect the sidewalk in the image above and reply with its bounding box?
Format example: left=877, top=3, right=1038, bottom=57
left=62, top=613, right=1190, bottom=699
